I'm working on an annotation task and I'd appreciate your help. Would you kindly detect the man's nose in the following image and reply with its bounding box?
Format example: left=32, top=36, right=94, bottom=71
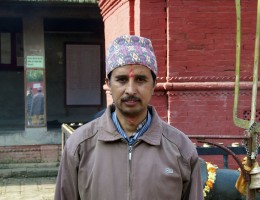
left=125, top=79, right=137, bottom=95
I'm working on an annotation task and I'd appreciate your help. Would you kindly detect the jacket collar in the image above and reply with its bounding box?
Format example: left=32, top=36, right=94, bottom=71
left=97, top=105, right=163, bottom=146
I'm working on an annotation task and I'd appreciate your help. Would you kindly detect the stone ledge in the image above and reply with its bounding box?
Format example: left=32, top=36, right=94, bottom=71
left=0, top=162, right=59, bottom=169
left=0, top=162, right=59, bottom=178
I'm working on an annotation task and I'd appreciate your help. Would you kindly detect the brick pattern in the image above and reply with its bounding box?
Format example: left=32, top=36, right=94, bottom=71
left=0, top=145, right=61, bottom=164
left=150, top=91, right=168, bottom=122
left=167, top=0, right=257, bottom=79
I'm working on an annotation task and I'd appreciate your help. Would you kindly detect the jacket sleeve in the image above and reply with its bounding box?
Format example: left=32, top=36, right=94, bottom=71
left=182, top=151, right=204, bottom=200
left=54, top=144, right=80, bottom=200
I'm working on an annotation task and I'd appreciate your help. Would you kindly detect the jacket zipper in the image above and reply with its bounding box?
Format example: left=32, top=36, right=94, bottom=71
left=127, top=141, right=140, bottom=200
left=128, top=145, right=133, bottom=161
left=127, top=145, right=133, bottom=200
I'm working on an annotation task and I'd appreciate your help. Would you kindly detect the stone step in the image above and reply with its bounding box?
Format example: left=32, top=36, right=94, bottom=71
left=0, top=162, right=59, bottom=178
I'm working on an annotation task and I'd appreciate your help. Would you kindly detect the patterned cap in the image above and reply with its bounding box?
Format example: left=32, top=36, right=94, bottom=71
left=106, top=35, right=158, bottom=76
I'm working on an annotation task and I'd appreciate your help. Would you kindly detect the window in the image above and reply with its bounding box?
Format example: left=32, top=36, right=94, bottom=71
left=65, top=44, right=102, bottom=106
left=0, top=18, right=23, bottom=71
left=0, top=33, right=11, bottom=64
left=0, top=32, right=23, bottom=70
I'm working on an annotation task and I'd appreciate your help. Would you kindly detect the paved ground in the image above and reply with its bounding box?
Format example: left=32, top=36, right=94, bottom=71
left=0, top=177, right=56, bottom=200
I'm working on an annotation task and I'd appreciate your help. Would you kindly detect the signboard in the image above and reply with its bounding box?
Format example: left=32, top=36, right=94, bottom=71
left=26, top=56, right=44, bottom=68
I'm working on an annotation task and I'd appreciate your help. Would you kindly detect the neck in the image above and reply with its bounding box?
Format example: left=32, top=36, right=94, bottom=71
left=115, top=110, right=147, bottom=137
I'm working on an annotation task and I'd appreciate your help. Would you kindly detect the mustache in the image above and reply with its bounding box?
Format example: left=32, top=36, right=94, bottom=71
left=121, top=96, right=141, bottom=102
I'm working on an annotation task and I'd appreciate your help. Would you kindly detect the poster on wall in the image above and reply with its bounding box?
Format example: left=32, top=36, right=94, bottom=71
left=25, top=69, right=46, bottom=127
left=66, top=44, right=101, bottom=106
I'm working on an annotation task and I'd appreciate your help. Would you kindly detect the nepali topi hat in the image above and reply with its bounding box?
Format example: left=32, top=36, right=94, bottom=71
left=106, top=35, right=158, bottom=77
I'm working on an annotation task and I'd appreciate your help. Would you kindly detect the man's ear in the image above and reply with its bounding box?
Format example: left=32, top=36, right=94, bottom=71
left=105, top=78, right=110, bottom=88
left=152, top=80, right=157, bottom=94
left=105, top=78, right=112, bottom=95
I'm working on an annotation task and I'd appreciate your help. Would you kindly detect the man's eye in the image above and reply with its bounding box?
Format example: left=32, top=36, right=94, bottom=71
left=116, top=78, right=127, bottom=82
left=136, top=77, right=146, bottom=82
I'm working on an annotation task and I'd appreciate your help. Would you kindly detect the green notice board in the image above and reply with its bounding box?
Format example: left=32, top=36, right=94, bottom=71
left=26, top=56, right=44, bottom=68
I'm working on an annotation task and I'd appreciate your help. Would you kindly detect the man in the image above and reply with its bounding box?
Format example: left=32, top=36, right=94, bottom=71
left=30, top=86, right=44, bottom=126
left=55, top=35, right=203, bottom=200
left=26, top=88, right=34, bottom=125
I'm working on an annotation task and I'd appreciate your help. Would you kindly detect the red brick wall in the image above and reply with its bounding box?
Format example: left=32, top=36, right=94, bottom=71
left=168, top=0, right=257, bottom=78
left=0, top=145, right=61, bottom=164
left=150, top=91, right=168, bottom=122
left=165, top=0, right=260, bottom=168
left=167, top=0, right=259, bottom=152
left=169, top=89, right=248, bottom=136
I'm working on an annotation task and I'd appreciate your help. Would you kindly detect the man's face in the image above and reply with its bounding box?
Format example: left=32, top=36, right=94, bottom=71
left=106, top=65, right=156, bottom=118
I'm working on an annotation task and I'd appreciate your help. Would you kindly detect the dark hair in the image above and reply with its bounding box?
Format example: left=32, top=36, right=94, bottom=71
left=107, top=70, right=156, bottom=84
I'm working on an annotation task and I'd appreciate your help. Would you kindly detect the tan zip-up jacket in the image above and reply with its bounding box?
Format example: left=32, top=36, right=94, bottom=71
left=55, top=105, right=203, bottom=200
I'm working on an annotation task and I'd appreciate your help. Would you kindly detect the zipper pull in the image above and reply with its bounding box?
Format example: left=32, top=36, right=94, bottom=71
left=129, top=145, right=133, bottom=161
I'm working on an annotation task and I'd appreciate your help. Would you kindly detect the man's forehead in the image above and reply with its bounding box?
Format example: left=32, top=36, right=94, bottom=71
left=113, top=65, right=151, bottom=73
